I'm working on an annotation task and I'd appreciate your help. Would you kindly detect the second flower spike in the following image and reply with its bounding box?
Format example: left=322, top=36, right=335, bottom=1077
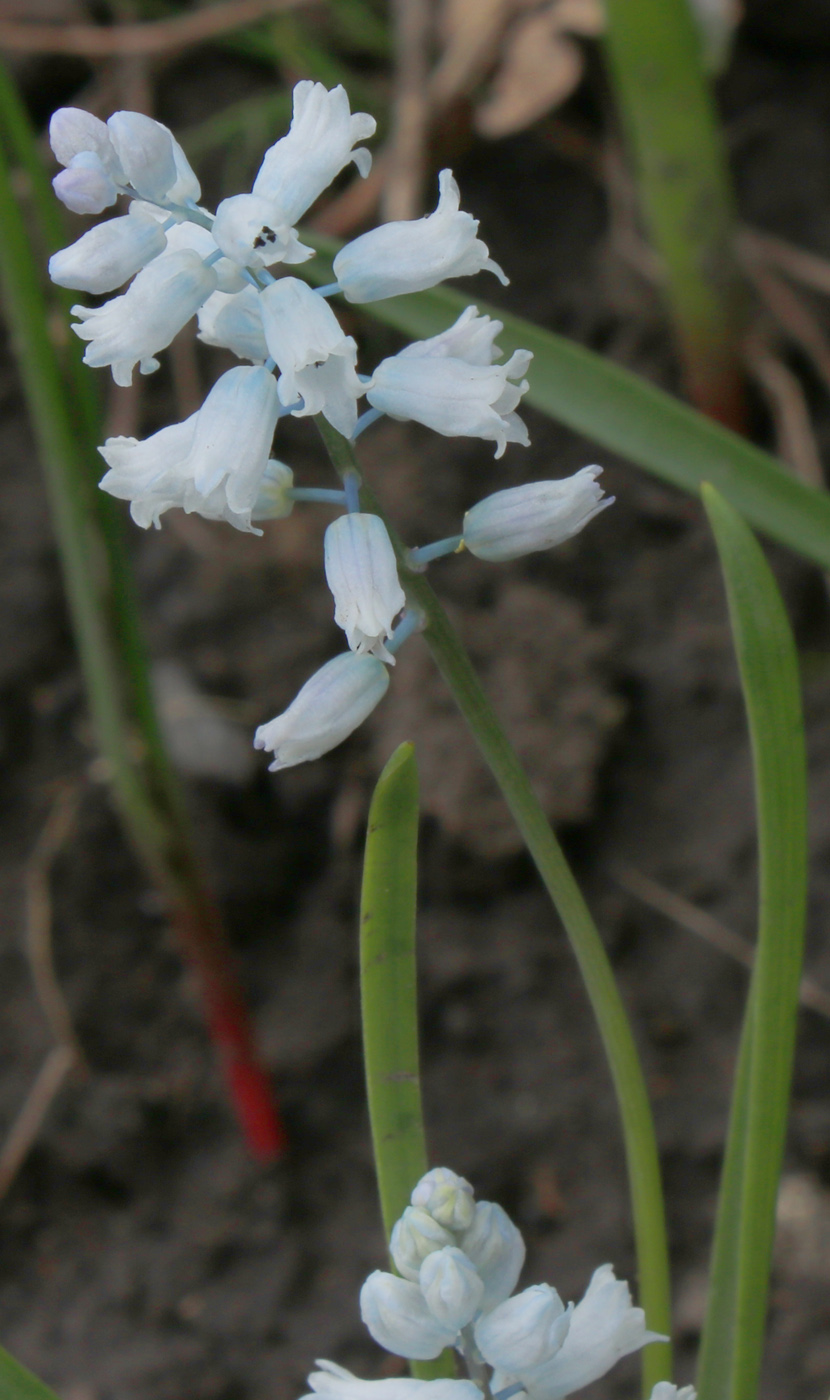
left=324, top=513, right=406, bottom=663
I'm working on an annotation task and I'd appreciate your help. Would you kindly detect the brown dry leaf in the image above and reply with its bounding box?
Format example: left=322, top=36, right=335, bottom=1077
left=431, top=0, right=515, bottom=109
left=474, top=0, right=605, bottom=139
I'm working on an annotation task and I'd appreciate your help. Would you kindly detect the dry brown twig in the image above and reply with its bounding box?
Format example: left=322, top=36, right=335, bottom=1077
left=0, top=786, right=87, bottom=1204
left=613, top=862, right=830, bottom=1022
left=0, top=0, right=313, bottom=57
left=382, top=0, right=432, bottom=223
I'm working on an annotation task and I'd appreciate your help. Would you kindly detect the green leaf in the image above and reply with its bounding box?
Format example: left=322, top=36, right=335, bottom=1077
left=300, top=237, right=830, bottom=573
left=602, top=0, right=744, bottom=418
left=0, top=1346, right=60, bottom=1400
left=696, top=486, right=808, bottom=1400
left=359, top=743, right=455, bottom=1382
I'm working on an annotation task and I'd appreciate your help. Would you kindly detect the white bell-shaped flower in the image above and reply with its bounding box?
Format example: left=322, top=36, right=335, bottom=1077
left=514, top=1265, right=666, bottom=1400
left=253, top=81, right=376, bottom=224
left=324, top=513, right=405, bottom=663
left=458, top=1201, right=526, bottom=1312
left=98, top=366, right=280, bottom=530
left=649, top=1388, right=696, bottom=1400
left=419, top=1247, right=484, bottom=1333
left=302, top=1360, right=481, bottom=1400
left=50, top=107, right=124, bottom=179
left=106, top=111, right=178, bottom=202
left=474, top=1284, right=572, bottom=1374
left=333, top=170, right=507, bottom=303
left=367, top=345, right=532, bottom=459
left=198, top=287, right=269, bottom=363
left=462, top=469, right=611, bottom=562
left=71, top=248, right=218, bottom=386
left=49, top=204, right=168, bottom=294
left=211, top=192, right=313, bottom=269
left=391, top=1206, right=456, bottom=1282
left=52, top=152, right=118, bottom=215
left=254, top=652, right=390, bottom=772
left=260, top=277, right=364, bottom=436
left=411, top=1167, right=476, bottom=1232
left=359, top=1270, right=458, bottom=1360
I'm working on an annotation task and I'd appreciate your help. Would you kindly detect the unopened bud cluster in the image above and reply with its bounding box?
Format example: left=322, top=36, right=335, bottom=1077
left=49, top=83, right=612, bottom=772
left=302, top=1168, right=692, bottom=1400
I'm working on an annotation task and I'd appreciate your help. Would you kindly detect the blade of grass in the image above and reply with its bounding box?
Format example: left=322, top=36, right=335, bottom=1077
left=322, top=421, right=671, bottom=1397
left=360, top=741, right=455, bottom=1382
left=0, top=1347, right=60, bottom=1400
left=602, top=0, right=746, bottom=424
left=0, top=64, right=284, bottom=1161
left=299, top=239, right=830, bottom=574
left=696, top=486, right=808, bottom=1399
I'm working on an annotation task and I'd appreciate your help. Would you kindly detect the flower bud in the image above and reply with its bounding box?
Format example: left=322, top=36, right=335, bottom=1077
left=324, top=513, right=405, bottom=663
left=254, top=652, right=390, bottom=772
left=458, top=1201, right=525, bottom=1311
left=474, top=1284, right=571, bottom=1373
left=106, top=110, right=178, bottom=201
left=411, top=1167, right=476, bottom=1232
left=462, top=469, right=611, bottom=563
left=252, top=460, right=295, bottom=521
left=52, top=153, right=118, bottom=215
left=390, top=1206, right=455, bottom=1282
left=197, top=287, right=269, bottom=363
left=649, top=1388, right=696, bottom=1400
left=49, top=204, right=167, bottom=294
left=419, top=1247, right=483, bottom=1332
left=50, top=107, right=122, bottom=178
left=359, top=1270, right=457, bottom=1361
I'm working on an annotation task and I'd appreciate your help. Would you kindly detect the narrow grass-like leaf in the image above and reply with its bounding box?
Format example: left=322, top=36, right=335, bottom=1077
left=323, top=421, right=671, bottom=1396
left=299, top=238, right=830, bottom=573
left=696, top=486, right=808, bottom=1400
left=602, top=0, right=745, bottom=422
left=0, top=1346, right=60, bottom=1400
left=359, top=742, right=455, bottom=1381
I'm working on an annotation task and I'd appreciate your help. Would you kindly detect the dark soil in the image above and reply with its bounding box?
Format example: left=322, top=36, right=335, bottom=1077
left=3, top=5, right=830, bottom=1399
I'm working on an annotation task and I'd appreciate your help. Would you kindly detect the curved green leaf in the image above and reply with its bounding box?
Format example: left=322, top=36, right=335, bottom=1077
left=0, top=1346, right=60, bottom=1400
left=359, top=743, right=455, bottom=1381
left=301, top=237, right=830, bottom=572
left=697, top=486, right=808, bottom=1400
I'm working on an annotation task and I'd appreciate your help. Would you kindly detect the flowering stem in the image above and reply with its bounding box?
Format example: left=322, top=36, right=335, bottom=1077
left=317, top=419, right=672, bottom=1393
left=0, top=65, right=285, bottom=1164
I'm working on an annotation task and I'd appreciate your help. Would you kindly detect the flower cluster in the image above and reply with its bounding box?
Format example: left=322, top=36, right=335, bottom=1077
left=49, top=82, right=612, bottom=771
left=302, top=1168, right=693, bottom=1400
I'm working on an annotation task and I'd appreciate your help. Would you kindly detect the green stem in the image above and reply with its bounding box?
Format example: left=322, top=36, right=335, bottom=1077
left=602, top=0, right=746, bottom=426
left=318, top=420, right=671, bottom=1395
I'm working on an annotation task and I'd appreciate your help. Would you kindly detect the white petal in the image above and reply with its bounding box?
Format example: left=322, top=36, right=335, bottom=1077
left=419, top=1247, right=484, bottom=1332
left=198, top=287, right=269, bottom=363
left=397, top=307, right=504, bottom=367
left=71, top=248, right=217, bottom=385
left=474, top=1285, right=570, bottom=1373
left=391, top=1207, right=456, bottom=1282
left=49, top=205, right=168, bottom=294
left=260, top=277, right=364, bottom=434
left=411, top=1167, right=476, bottom=1231
left=359, top=1271, right=458, bottom=1361
left=333, top=169, right=507, bottom=304
left=520, top=1265, right=667, bottom=1400
left=253, top=81, right=376, bottom=224
left=52, top=153, right=118, bottom=215
left=459, top=1201, right=526, bottom=1312
left=303, top=1360, right=481, bottom=1400
left=254, top=653, right=389, bottom=771
left=324, top=513, right=405, bottom=661
left=462, top=469, right=611, bottom=562
left=107, top=110, right=177, bottom=201
left=367, top=353, right=531, bottom=458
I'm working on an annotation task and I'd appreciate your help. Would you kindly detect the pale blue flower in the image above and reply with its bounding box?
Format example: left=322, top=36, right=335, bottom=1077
left=252, top=81, right=376, bottom=224
left=324, top=512, right=405, bottom=663
left=254, top=653, right=390, bottom=771
left=462, top=469, right=611, bottom=562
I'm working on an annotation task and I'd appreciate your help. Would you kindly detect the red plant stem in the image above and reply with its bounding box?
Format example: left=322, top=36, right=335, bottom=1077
left=174, top=892, right=286, bottom=1161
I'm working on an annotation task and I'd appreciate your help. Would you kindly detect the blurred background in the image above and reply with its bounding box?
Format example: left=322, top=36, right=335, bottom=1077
left=2, top=1, right=830, bottom=1396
